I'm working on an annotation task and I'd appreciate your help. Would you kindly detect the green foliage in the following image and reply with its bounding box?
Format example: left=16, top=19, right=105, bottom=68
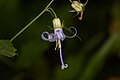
left=0, top=40, right=17, bottom=57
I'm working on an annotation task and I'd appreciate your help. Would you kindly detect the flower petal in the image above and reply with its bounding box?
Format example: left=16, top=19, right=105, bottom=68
left=55, top=28, right=66, bottom=41
left=41, top=31, right=57, bottom=42
left=48, top=33, right=56, bottom=42
left=41, top=31, right=50, bottom=41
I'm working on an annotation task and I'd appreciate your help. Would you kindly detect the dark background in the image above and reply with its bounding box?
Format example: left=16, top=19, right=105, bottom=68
left=0, top=0, right=120, bottom=80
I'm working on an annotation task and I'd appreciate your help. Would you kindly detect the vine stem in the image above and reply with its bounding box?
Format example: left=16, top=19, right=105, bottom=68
left=10, top=0, right=54, bottom=42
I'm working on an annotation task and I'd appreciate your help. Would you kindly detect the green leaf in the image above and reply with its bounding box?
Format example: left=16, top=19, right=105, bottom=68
left=0, top=39, right=17, bottom=57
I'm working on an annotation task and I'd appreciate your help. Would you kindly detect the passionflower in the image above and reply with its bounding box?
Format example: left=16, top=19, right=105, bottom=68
left=41, top=18, right=77, bottom=69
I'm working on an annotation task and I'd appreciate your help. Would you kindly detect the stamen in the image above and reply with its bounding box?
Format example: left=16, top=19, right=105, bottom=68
left=55, top=40, right=59, bottom=50
left=79, top=12, right=83, bottom=20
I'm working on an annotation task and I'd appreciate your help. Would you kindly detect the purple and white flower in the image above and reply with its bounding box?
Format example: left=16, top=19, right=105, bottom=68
left=41, top=18, right=77, bottom=70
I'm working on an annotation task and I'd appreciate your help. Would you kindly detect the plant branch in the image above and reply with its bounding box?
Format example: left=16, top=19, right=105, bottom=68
left=10, top=0, right=54, bottom=42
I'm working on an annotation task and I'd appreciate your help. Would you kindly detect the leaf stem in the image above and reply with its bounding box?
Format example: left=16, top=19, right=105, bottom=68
left=10, top=0, right=54, bottom=42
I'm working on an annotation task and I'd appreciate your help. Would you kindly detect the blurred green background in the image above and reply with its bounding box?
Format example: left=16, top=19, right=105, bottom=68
left=0, top=0, right=120, bottom=80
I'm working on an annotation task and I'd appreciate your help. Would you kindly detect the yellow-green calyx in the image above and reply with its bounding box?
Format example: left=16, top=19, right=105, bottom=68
left=53, top=18, right=62, bottom=29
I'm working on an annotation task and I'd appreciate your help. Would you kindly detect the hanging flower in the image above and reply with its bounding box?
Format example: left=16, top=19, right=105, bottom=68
left=69, top=0, right=88, bottom=20
left=41, top=18, right=77, bottom=70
